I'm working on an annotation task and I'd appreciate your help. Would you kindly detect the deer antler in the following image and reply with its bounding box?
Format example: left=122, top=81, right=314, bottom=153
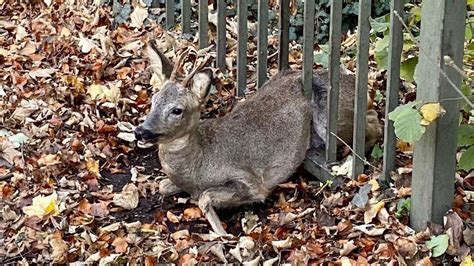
left=169, top=48, right=190, bottom=82
left=182, top=47, right=213, bottom=86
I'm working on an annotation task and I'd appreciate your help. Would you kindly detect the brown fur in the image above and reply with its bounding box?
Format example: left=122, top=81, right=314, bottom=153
left=135, top=43, right=381, bottom=235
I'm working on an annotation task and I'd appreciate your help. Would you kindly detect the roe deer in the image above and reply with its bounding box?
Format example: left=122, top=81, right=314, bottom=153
left=134, top=41, right=382, bottom=236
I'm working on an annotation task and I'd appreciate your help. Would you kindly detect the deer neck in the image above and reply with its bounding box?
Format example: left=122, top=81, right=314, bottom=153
left=158, top=132, right=202, bottom=179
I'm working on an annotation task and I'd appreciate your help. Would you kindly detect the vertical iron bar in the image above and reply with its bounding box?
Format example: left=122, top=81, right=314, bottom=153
left=411, top=0, right=466, bottom=231
left=278, top=0, right=289, bottom=70
left=302, top=0, right=315, bottom=99
left=199, top=0, right=209, bottom=49
left=352, top=0, right=371, bottom=178
left=237, top=0, right=248, bottom=96
left=166, top=0, right=175, bottom=29
left=326, top=0, right=342, bottom=163
left=382, top=0, right=404, bottom=182
left=257, top=0, right=269, bottom=88
left=217, top=0, right=227, bottom=71
left=182, top=0, right=191, bottom=33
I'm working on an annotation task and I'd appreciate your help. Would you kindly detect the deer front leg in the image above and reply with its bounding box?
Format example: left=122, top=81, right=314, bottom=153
left=198, top=182, right=257, bottom=236
left=159, top=178, right=183, bottom=197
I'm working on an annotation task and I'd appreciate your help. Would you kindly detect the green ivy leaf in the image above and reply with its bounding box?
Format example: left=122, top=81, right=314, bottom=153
left=400, top=57, right=418, bottom=83
left=374, top=89, right=383, bottom=104
left=458, top=124, right=474, bottom=147
left=425, top=234, right=449, bottom=257
left=392, top=107, right=425, bottom=143
left=313, top=45, right=329, bottom=68
left=369, top=15, right=390, bottom=33
left=370, top=143, right=383, bottom=159
left=395, top=198, right=411, bottom=219
left=388, top=101, right=421, bottom=121
left=459, top=146, right=474, bottom=171
left=375, top=48, right=388, bottom=70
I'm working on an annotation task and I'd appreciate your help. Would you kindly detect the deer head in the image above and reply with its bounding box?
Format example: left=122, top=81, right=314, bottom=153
left=134, top=41, right=212, bottom=146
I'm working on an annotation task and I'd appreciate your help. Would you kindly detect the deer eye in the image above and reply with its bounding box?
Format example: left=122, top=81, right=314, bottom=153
left=171, top=108, right=183, bottom=115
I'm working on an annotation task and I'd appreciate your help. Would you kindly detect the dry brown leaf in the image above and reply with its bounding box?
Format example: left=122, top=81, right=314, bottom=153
left=50, top=237, right=69, bottom=263
left=112, top=237, right=128, bottom=253
left=364, top=201, right=385, bottom=224
left=183, top=207, right=202, bottom=221
left=113, top=183, right=139, bottom=210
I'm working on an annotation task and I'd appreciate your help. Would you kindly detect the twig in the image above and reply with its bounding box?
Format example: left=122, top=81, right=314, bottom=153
left=444, top=55, right=474, bottom=84
left=393, top=10, right=474, bottom=109
left=0, top=173, right=13, bottom=181
left=329, top=132, right=380, bottom=171
left=439, top=97, right=466, bottom=104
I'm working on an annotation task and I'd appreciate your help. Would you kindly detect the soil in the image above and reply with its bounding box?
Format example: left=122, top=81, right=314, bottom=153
left=99, top=147, right=283, bottom=236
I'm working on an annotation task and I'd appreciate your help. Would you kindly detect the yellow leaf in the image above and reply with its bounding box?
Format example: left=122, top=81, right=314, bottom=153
left=23, top=192, right=59, bottom=218
left=59, top=27, right=70, bottom=38
left=37, top=154, right=61, bottom=166
left=364, top=201, right=385, bottom=224
left=103, top=82, right=121, bottom=103
left=461, top=256, right=473, bottom=266
left=88, top=84, right=105, bottom=100
left=420, top=103, right=445, bottom=126
left=368, top=179, right=380, bottom=191
left=86, top=159, right=100, bottom=175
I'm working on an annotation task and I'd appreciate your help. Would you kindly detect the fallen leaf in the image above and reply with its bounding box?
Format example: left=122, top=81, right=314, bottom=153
left=354, top=224, right=385, bottom=236
left=364, top=201, right=385, bottom=224
left=113, top=183, right=139, bottom=210
left=272, top=238, right=292, bottom=249
left=183, top=207, right=202, bottom=221
left=130, top=5, right=148, bottom=28
left=37, top=154, right=61, bottom=166
left=78, top=34, right=96, bottom=53
left=368, top=179, right=380, bottom=191
left=166, top=211, right=180, bottom=223
left=50, top=237, right=69, bottom=263
left=461, top=256, right=473, bottom=266
left=112, top=237, right=128, bottom=253
left=339, top=240, right=356, bottom=256
left=86, top=159, right=100, bottom=176
left=29, top=68, right=57, bottom=79
left=88, top=84, right=106, bottom=100
left=425, top=234, right=449, bottom=257
left=0, top=138, right=22, bottom=165
left=23, top=192, right=60, bottom=218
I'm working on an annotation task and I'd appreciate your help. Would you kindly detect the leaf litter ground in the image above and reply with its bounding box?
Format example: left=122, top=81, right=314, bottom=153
left=0, top=1, right=473, bottom=264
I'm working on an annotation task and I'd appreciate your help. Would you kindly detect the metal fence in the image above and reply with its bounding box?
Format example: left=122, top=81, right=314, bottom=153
left=116, top=0, right=467, bottom=231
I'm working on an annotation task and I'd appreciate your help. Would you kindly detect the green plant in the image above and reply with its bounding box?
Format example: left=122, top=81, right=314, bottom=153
left=395, top=198, right=411, bottom=219
left=385, top=2, right=474, bottom=172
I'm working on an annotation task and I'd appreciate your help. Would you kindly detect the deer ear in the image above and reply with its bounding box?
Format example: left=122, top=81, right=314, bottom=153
left=146, top=41, right=174, bottom=82
left=190, top=71, right=212, bottom=102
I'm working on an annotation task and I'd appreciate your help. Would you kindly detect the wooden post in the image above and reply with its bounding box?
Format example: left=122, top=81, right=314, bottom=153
left=352, top=0, right=371, bottom=178
left=236, top=0, right=248, bottom=96
left=411, top=0, right=466, bottom=231
left=278, top=0, right=289, bottom=70
left=302, top=0, right=315, bottom=99
left=199, top=0, right=209, bottom=49
left=216, top=0, right=227, bottom=72
left=381, top=0, right=404, bottom=182
left=326, top=0, right=342, bottom=163
left=182, top=0, right=191, bottom=33
left=257, top=0, right=268, bottom=88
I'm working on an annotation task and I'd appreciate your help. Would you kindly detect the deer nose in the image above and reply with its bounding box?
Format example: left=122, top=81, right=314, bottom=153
left=134, top=126, right=156, bottom=141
